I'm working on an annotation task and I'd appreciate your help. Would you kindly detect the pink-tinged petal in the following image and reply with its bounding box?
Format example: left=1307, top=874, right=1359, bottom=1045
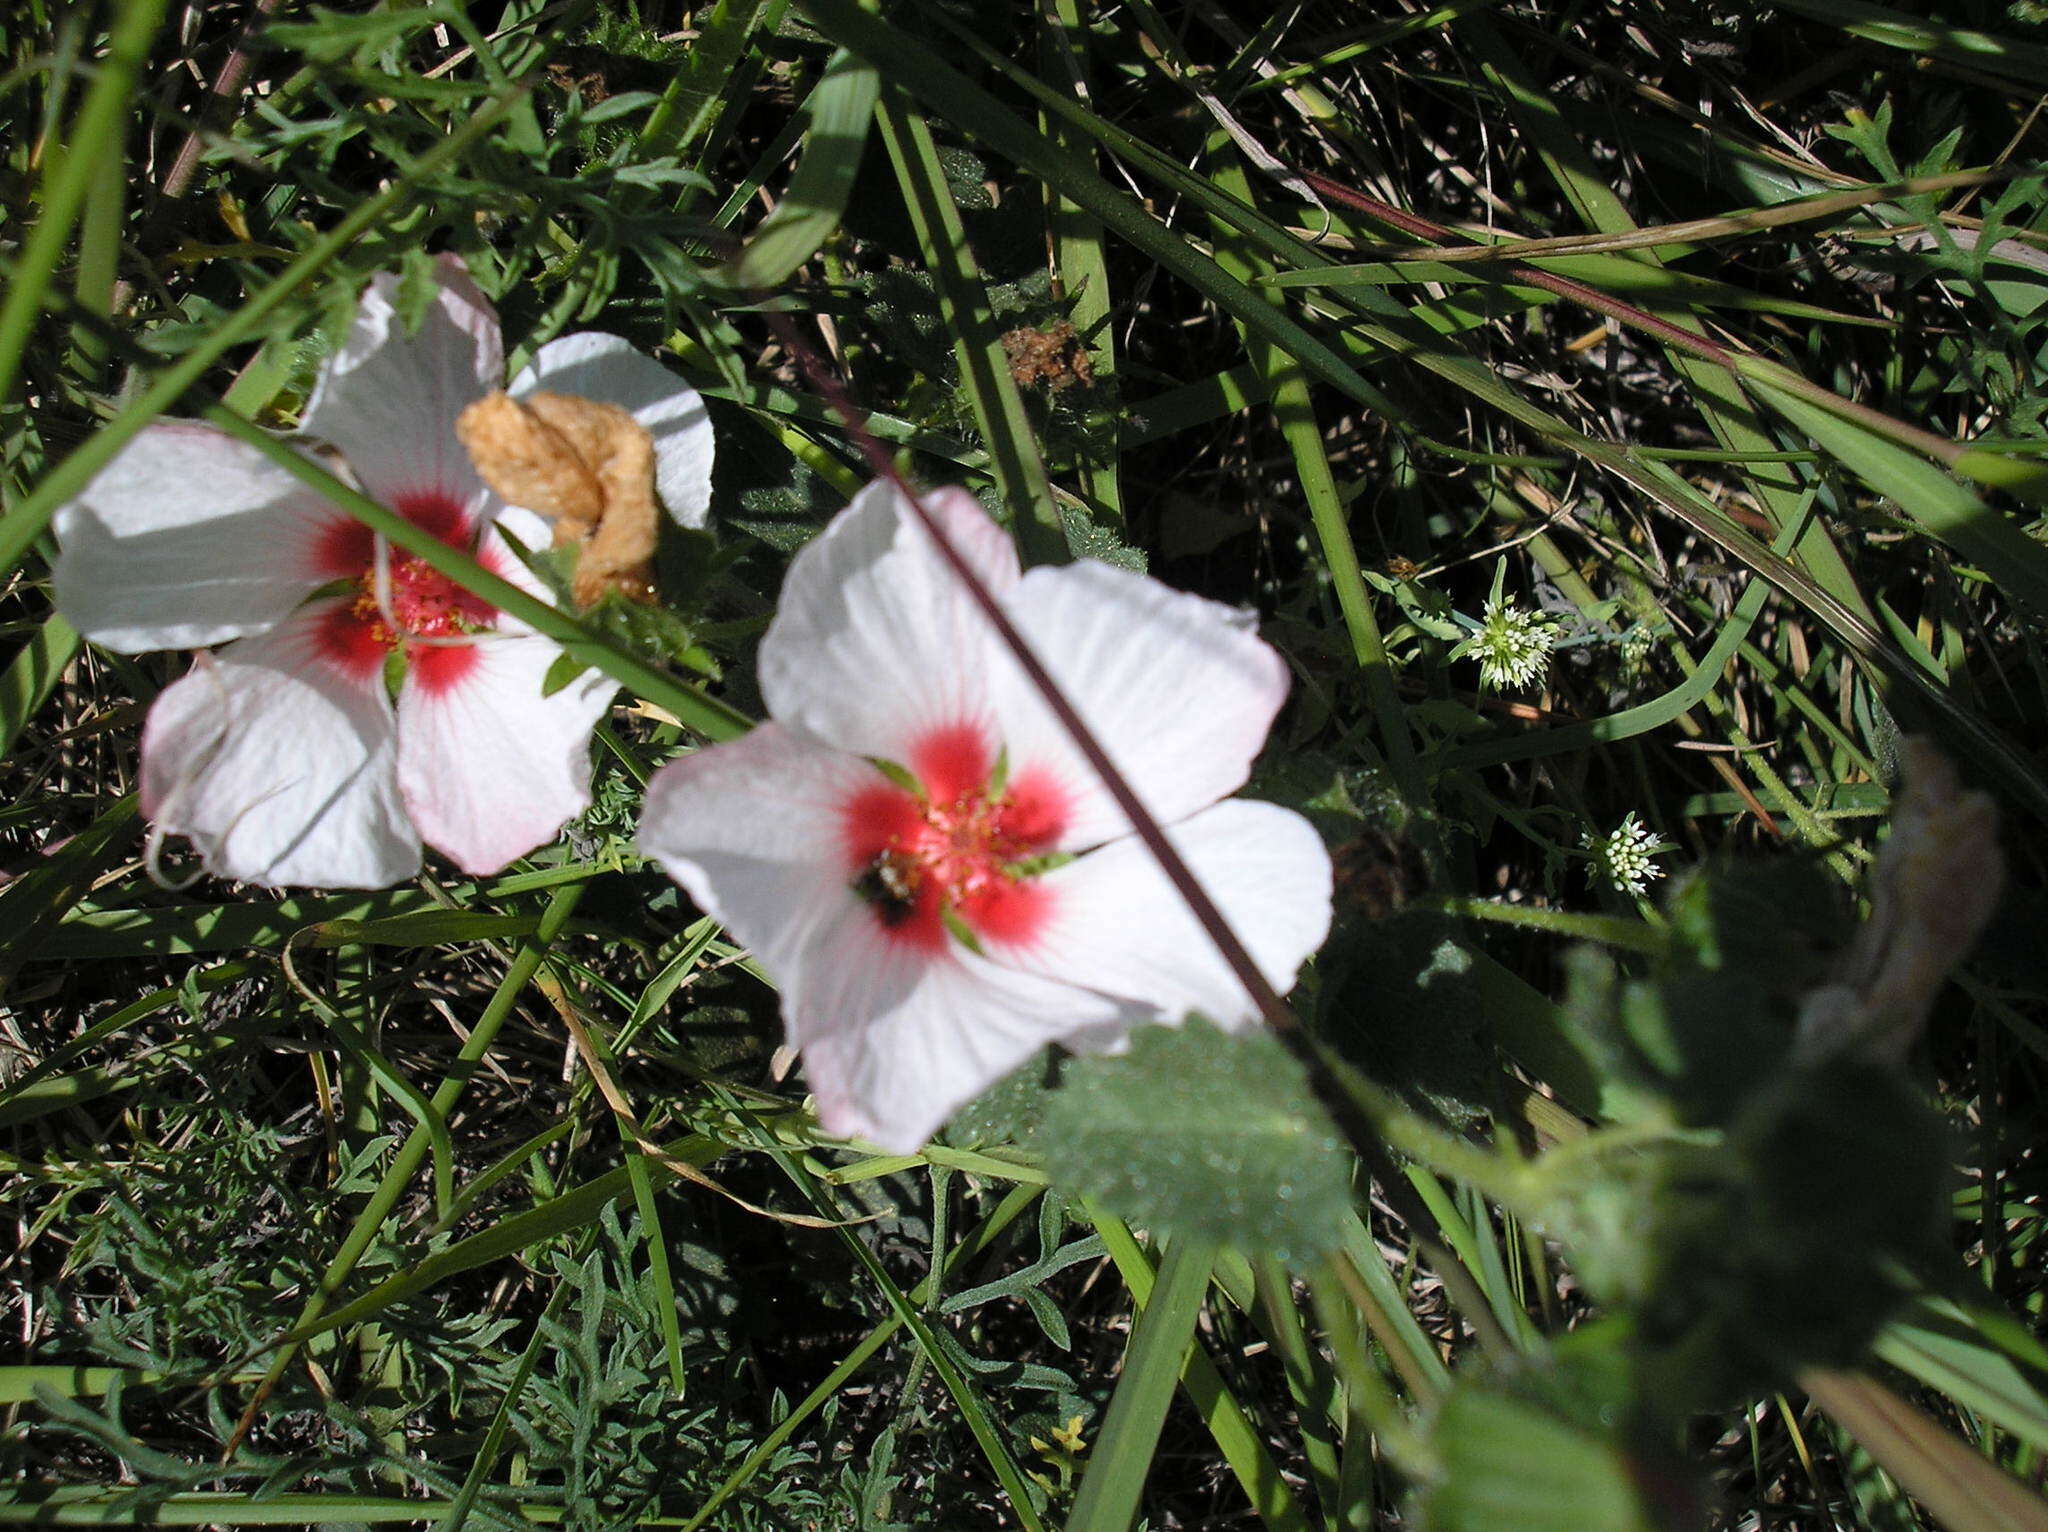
left=310, top=487, right=477, bottom=582
left=140, top=601, right=419, bottom=888
left=909, top=721, right=996, bottom=805
left=395, top=630, right=615, bottom=875
left=52, top=422, right=337, bottom=652
left=510, top=333, right=715, bottom=529
left=987, top=561, right=1291, bottom=850
left=795, top=917, right=1128, bottom=1153
left=302, top=253, right=500, bottom=515
left=1000, top=800, right=1333, bottom=1037
left=640, top=722, right=885, bottom=974
left=758, top=481, right=1020, bottom=763
left=639, top=721, right=1135, bottom=1151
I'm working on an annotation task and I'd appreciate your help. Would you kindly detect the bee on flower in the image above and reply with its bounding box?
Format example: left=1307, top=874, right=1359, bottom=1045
left=637, top=483, right=1334, bottom=1152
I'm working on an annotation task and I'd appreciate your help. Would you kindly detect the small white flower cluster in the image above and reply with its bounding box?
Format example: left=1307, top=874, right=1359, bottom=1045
left=1619, top=624, right=1658, bottom=677
left=1466, top=597, right=1558, bottom=690
left=1586, top=813, right=1669, bottom=897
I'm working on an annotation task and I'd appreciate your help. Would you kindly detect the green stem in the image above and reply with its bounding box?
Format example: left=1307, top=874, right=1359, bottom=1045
left=1419, top=895, right=1667, bottom=953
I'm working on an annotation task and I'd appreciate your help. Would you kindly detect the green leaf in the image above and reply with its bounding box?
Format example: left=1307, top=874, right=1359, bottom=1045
left=306, top=911, right=545, bottom=947
left=1058, top=502, right=1144, bottom=571
left=728, top=49, right=879, bottom=289
left=1064, top=1236, right=1216, bottom=1532
left=1418, top=1380, right=1683, bottom=1532
left=1758, top=380, right=2048, bottom=618
left=541, top=649, right=590, bottom=698
left=1036, top=1019, right=1352, bottom=1265
left=45, top=890, right=467, bottom=959
left=0, top=796, right=140, bottom=993
left=636, top=0, right=781, bottom=167
left=1877, top=1301, right=2048, bottom=1455
left=1773, top=0, right=2048, bottom=85
left=0, top=613, right=80, bottom=762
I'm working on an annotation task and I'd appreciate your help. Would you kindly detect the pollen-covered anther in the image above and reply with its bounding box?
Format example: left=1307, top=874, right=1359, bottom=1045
left=350, top=550, right=496, bottom=649
left=848, top=766, right=1064, bottom=951
left=910, top=791, right=1036, bottom=901
left=456, top=389, right=662, bottom=608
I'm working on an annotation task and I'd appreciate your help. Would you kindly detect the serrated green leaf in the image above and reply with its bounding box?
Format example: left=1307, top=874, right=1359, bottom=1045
left=1035, top=1020, right=1351, bottom=1265
left=1059, top=503, right=1145, bottom=571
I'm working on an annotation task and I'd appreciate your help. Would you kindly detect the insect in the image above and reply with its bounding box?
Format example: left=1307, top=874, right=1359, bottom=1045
left=853, top=851, right=923, bottom=927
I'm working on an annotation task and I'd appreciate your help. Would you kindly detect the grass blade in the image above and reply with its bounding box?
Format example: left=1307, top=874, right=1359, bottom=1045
left=729, top=49, right=879, bottom=288
left=0, top=0, right=167, bottom=412
left=1801, top=1368, right=2048, bottom=1532
left=1067, top=1234, right=1218, bottom=1532
left=0, top=614, right=80, bottom=764
left=873, top=92, right=1063, bottom=559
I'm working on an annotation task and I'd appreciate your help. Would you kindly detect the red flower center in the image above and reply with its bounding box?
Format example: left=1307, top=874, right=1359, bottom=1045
left=840, top=722, right=1070, bottom=953
left=345, top=549, right=499, bottom=648
left=311, top=491, right=501, bottom=693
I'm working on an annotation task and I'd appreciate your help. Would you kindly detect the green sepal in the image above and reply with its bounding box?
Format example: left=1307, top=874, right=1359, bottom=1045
left=541, top=650, right=592, bottom=698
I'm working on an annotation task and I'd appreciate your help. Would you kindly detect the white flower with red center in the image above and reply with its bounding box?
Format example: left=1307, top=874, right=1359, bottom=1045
left=638, top=483, right=1333, bottom=1152
left=53, top=254, right=713, bottom=888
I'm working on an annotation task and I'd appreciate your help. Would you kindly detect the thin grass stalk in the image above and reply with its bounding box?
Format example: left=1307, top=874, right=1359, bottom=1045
left=1289, top=168, right=2048, bottom=506
left=227, top=884, right=586, bottom=1451
left=680, top=1182, right=1043, bottom=1531
left=0, top=0, right=168, bottom=412
left=0, top=83, right=530, bottom=578
left=740, top=1099, right=1049, bottom=1531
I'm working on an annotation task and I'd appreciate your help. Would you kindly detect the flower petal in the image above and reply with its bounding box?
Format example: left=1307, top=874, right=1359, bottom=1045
left=511, top=333, right=716, bottom=529
left=638, top=722, right=881, bottom=977
left=638, top=721, right=1117, bottom=1152
left=140, top=602, right=419, bottom=888
left=302, top=253, right=501, bottom=515
left=988, top=560, right=1291, bottom=849
left=795, top=918, right=1124, bottom=1152
left=395, top=629, right=615, bottom=875
left=52, top=422, right=338, bottom=652
left=758, top=481, right=1020, bottom=763
left=1000, top=799, right=1333, bottom=1038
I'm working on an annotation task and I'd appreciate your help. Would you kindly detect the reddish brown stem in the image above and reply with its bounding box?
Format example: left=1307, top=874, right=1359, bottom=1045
left=755, top=299, right=1514, bottom=1353
left=159, top=0, right=288, bottom=204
